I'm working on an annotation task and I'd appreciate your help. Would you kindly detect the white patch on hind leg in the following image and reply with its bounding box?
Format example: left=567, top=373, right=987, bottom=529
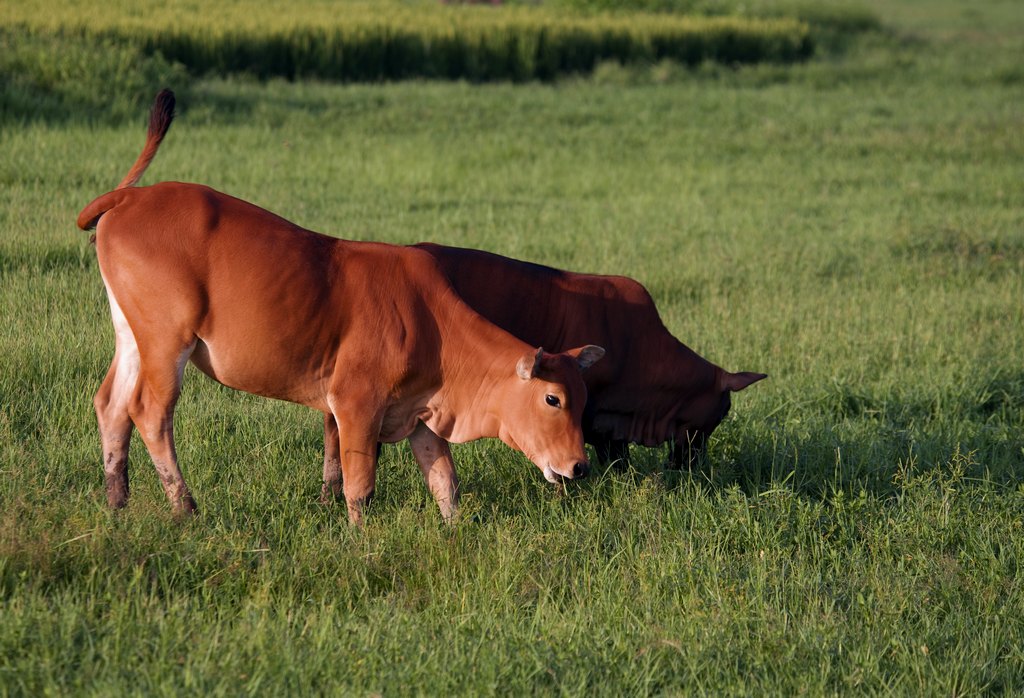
left=102, top=276, right=141, bottom=407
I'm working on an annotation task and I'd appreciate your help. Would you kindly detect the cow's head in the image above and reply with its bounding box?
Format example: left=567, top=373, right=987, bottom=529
left=498, top=345, right=605, bottom=483
left=671, top=370, right=767, bottom=468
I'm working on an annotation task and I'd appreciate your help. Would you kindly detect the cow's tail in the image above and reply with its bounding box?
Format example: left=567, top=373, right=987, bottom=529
left=77, top=88, right=175, bottom=232
left=117, top=88, right=175, bottom=190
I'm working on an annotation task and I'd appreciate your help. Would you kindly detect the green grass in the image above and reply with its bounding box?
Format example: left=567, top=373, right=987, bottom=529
left=2, top=1, right=1024, bottom=694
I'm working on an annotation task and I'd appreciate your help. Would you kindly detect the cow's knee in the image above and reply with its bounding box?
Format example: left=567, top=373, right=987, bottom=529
left=344, top=485, right=375, bottom=526
left=340, top=449, right=377, bottom=525
left=321, top=470, right=343, bottom=504
left=593, top=435, right=629, bottom=469
left=670, top=432, right=706, bottom=470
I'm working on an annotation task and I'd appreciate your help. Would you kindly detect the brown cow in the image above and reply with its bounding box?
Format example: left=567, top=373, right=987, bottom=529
left=77, top=90, right=604, bottom=524
left=328, top=243, right=765, bottom=471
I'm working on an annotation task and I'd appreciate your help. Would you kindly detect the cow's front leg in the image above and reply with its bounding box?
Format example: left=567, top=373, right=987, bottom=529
left=321, top=412, right=342, bottom=503
left=592, top=434, right=630, bottom=469
left=329, top=407, right=381, bottom=526
left=670, top=431, right=707, bottom=470
left=94, top=351, right=136, bottom=509
left=408, top=422, right=460, bottom=523
left=322, top=413, right=384, bottom=505
left=129, top=339, right=197, bottom=515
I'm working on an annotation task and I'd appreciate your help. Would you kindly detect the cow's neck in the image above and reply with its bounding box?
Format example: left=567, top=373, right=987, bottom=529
left=423, top=304, right=524, bottom=444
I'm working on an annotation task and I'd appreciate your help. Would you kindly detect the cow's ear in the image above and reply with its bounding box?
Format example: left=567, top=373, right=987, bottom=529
left=516, top=347, right=544, bottom=381
left=720, top=371, right=767, bottom=392
left=567, top=345, right=605, bottom=372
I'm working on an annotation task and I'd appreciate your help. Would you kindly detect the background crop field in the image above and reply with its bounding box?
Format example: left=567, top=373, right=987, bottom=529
left=0, top=0, right=814, bottom=85
left=2, top=0, right=1023, bottom=694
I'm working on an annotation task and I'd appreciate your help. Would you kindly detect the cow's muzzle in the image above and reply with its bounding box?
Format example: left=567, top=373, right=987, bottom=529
left=543, top=461, right=590, bottom=483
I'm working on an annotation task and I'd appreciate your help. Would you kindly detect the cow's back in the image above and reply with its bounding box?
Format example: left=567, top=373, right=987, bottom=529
left=93, top=183, right=457, bottom=408
left=414, top=242, right=688, bottom=384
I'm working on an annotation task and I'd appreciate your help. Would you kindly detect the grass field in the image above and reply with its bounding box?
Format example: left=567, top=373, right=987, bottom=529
left=2, top=0, right=1024, bottom=694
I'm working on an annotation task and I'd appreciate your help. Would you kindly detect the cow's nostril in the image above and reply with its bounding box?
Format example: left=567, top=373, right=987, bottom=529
left=572, top=462, right=589, bottom=479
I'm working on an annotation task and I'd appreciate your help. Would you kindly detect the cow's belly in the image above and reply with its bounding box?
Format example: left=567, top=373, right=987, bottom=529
left=190, top=337, right=331, bottom=411
left=378, top=402, right=432, bottom=443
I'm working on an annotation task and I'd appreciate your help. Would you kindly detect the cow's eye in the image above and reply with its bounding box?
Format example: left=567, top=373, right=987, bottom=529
left=545, top=394, right=561, bottom=408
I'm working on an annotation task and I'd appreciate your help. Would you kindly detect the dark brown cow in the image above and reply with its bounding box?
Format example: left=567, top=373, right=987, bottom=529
left=77, top=90, right=604, bottom=524
left=331, top=243, right=766, bottom=470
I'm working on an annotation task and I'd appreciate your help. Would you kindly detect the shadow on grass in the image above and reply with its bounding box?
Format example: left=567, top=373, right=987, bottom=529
left=0, top=244, right=96, bottom=276
left=590, top=371, right=1024, bottom=503
left=0, top=30, right=191, bottom=126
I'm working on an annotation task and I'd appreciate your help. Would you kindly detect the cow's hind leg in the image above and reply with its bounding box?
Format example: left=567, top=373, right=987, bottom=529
left=96, top=285, right=142, bottom=508
left=95, top=350, right=138, bottom=508
left=408, top=422, right=460, bottom=523
left=128, top=338, right=198, bottom=515
left=321, top=412, right=342, bottom=503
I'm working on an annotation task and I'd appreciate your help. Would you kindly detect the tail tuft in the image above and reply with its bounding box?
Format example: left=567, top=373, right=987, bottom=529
left=147, top=88, right=176, bottom=142
left=115, top=88, right=176, bottom=190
